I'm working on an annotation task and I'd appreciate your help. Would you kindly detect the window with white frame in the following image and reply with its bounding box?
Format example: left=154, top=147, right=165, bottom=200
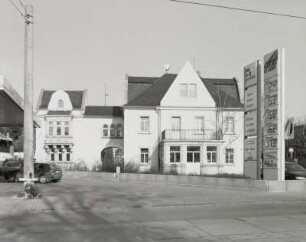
left=64, top=121, right=70, bottom=136
left=56, top=121, right=62, bottom=136
left=180, top=83, right=197, bottom=98
left=110, top=124, right=116, bottom=137
left=48, top=121, right=54, bottom=136
left=140, top=117, right=150, bottom=133
left=170, top=146, right=181, bottom=163
left=58, top=99, right=64, bottom=109
left=116, top=124, right=123, bottom=137
left=51, top=152, right=55, bottom=162
left=180, top=84, right=188, bottom=97
left=103, top=124, right=108, bottom=137
left=189, top=84, right=197, bottom=98
left=195, top=117, right=205, bottom=130
left=225, top=117, right=234, bottom=134
left=140, top=148, right=149, bottom=163
left=66, top=152, right=70, bottom=161
left=187, top=146, right=200, bottom=163
left=207, top=146, right=217, bottom=163
left=225, top=148, right=234, bottom=164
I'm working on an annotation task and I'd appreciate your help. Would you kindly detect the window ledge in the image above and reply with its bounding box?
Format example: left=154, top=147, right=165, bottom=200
left=138, top=132, right=151, bottom=135
left=139, top=163, right=150, bottom=166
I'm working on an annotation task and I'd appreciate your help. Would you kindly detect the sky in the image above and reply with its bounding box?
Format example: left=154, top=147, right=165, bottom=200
left=0, top=0, right=306, bottom=118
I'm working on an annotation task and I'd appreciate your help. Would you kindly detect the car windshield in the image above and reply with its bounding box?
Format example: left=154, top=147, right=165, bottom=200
left=286, top=163, right=306, bottom=172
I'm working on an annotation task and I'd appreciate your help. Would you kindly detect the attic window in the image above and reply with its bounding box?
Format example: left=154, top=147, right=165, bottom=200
left=58, top=99, right=64, bottom=109
left=180, top=83, right=197, bottom=98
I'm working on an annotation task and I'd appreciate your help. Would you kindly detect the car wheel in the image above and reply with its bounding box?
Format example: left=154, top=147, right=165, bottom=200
left=39, top=175, right=48, bottom=184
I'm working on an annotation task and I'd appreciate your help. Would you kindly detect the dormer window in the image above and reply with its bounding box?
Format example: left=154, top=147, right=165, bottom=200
left=58, top=99, right=64, bottom=109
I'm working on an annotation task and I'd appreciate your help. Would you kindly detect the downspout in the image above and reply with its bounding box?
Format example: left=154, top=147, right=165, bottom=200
left=157, top=106, right=161, bottom=173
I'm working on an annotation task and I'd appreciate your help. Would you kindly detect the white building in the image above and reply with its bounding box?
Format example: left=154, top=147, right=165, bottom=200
left=35, top=89, right=124, bottom=170
left=124, top=61, right=244, bottom=175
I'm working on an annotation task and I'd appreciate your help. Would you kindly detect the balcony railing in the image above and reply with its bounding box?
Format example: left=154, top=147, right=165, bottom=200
left=45, top=136, right=73, bottom=145
left=162, top=129, right=223, bottom=141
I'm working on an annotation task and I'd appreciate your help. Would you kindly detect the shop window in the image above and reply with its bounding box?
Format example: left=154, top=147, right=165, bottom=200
left=207, top=146, right=217, bottom=163
left=187, top=146, right=200, bottom=163
left=170, top=146, right=181, bottom=163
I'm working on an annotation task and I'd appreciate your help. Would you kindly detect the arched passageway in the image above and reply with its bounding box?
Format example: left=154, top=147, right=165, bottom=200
left=101, top=147, right=124, bottom=172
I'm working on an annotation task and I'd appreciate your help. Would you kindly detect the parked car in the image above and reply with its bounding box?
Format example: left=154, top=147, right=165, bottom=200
left=285, top=162, right=306, bottom=180
left=0, top=159, right=23, bottom=181
left=0, top=160, right=62, bottom=183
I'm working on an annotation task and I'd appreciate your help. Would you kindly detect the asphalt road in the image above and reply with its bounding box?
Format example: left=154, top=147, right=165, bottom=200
left=1, top=174, right=306, bottom=242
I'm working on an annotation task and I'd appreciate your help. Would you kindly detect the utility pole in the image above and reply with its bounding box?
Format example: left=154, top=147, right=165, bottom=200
left=23, top=5, right=35, bottom=186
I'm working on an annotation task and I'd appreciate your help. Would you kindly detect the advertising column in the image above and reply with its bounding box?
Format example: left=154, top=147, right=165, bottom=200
left=263, top=48, right=285, bottom=181
left=244, top=61, right=261, bottom=179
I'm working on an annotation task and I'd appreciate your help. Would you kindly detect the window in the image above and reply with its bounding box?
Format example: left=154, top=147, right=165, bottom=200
left=207, top=146, right=217, bottom=163
left=116, top=124, right=123, bottom=137
left=103, top=124, right=108, bottom=137
left=171, top=117, right=181, bottom=130
left=64, top=121, right=69, bottom=136
left=187, top=146, right=200, bottom=163
left=180, top=83, right=197, bottom=98
left=189, top=84, right=197, bottom=98
left=51, top=153, right=55, bottom=162
left=48, top=122, right=54, bottom=136
left=170, top=146, right=181, bottom=163
left=225, top=117, right=234, bottom=134
left=195, top=117, right=205, bottom=130
left=180, top=84, right=188, bottom=97
left=58, top=99, right=64, bottom=109
left=58, top=152, right=62, bottom=161
left=140, top=117, right=150, bottom=133
left=140, top=148, right=149, bottom=163
left=56, top=121, right=62, bottom=136
left=66, top=153, right=70, bottom=162
left=226, top=148, right=234, bottom=164
left=110, top=124, right=115, bottom=137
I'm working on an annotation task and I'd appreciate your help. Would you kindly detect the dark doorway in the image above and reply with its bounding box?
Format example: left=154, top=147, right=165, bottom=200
left=101, top=147, right=123, bottom=172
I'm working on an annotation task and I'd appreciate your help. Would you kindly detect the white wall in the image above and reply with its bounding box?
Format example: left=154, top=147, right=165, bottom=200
left=161, top=61, right=215, bottom=108
left=73, top=117, right=124, bottom=169
left=124, top=108, right=159, bottom=172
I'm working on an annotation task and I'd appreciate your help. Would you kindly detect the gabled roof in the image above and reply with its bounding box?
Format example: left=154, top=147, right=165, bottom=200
left=126, top=74, right=177, bottom=107
left=125, top=74, right=243, bottom=108
left=38, top=90, right=85, bottom=109
left=84, top=106, right=123, bottom=117
left=127, top=76, right=159, bottom=103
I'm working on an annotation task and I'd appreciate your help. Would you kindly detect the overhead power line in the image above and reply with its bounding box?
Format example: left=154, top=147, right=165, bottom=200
left=18, top=0, right=25, bottom=11
left=7, top=0, right=25, bottom=18
left=168, top=0, right=306, bottom=20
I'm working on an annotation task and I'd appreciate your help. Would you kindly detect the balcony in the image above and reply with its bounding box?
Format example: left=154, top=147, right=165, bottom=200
left=162, top=129, right=223, bottom=141
left=44, top=136, right=73, bottom=145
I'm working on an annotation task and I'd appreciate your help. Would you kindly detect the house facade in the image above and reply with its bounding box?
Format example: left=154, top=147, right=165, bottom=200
left=124, top=61, right=244, bottom=175
left=35, top=89, right=124, bottom=170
